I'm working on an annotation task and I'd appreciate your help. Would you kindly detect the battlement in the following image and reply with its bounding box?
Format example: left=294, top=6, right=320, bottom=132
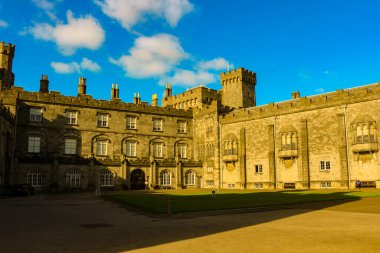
left=0, top=87, right=193, bottom=118
left=0, top=42, right=15, bottom=57
left=220, top=67, right=255, bottom=77
left=220, top=82, right=380, bottom=124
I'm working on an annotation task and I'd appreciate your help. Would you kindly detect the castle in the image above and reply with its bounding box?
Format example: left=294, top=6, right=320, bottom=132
left=1, top=41, right=379, bottom=192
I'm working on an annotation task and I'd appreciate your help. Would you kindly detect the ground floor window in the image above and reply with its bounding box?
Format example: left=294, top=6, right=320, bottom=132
left=160, top=170, right=171, bottom=186
left=320, top=181, right=331, bottom=188
left=227, top=183, right=235, bottom=189
left=185, top=171, right=196, bottom=185
left=66, top=169, right=81, bottom=187
left=206, top=180, right=214, bottom=187
left=100, top=169, right=114, bottom=186
left=254, top=183, right=264, bottom=189
left=27, top=169, right=43, bottom=186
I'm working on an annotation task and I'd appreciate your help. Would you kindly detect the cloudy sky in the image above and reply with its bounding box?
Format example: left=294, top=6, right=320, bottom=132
left=1, top=0, right=380, bottom=105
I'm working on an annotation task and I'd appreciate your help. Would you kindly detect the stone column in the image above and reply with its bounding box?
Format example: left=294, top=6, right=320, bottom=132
left=268, top=124, right=276, bottom=189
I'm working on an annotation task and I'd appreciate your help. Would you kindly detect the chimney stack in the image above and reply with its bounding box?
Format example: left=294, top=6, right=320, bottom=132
left=78, top=77, right=86, bottom=96
left=152, top=94, right=158, bottom=106
left=164, top=83, right=172, bottom=97
left=110, top=84, right=120, bottom=101
left=39, top=75, right=49, bottom=93
left=291, top=91, right=300, bottom=99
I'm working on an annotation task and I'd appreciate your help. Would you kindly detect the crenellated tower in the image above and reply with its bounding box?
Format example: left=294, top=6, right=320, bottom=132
left=220, top=67, right=256, bottom=109
left=0, top=42, right=15, bottom=90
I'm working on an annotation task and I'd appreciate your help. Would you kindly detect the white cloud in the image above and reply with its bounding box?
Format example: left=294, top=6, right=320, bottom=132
left=51, top=58, right=101, bottom=74
left=96, top=0, right=193, bottom=30
left=32, top=0, right=61, bottom=22
left=0, top=20, right=8, bottom=28
left=315, top=88, right=325, bottom=93
left=197, top=57, right=234, bottom=71
left=110, top=33, right=188, bottom=78
left=163, top=69, right=217, bottom=87
left=28, top=10, right=105, bottom=55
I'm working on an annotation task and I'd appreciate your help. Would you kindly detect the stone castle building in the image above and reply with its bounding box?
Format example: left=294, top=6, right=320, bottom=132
left=1, top=41, right=379, bottom=192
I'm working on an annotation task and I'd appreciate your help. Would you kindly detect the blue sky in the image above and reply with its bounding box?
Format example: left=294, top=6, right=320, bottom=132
left=1, top=0, right=380, bottom=105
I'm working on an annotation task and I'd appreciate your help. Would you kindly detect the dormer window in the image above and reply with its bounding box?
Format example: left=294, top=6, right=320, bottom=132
left=30, top=108, right=42, bottom=122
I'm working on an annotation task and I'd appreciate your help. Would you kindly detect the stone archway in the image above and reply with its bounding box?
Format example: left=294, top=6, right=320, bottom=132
left=130, top=169, right=145, bottom=190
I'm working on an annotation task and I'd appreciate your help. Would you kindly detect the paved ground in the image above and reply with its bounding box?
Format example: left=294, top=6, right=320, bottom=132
left=1, top=192, right=380, bottom=253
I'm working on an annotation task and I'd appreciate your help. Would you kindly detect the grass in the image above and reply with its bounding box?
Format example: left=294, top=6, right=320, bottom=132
left=103, top=189, right=380, bottom=214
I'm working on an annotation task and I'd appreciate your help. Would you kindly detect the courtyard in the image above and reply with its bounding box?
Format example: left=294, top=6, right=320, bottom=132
left=1, top=190, right=380, bottom=253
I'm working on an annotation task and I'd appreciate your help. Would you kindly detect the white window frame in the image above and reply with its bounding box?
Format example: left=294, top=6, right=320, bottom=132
left=27, top=169, right=43, bottom=187
left=153, top=119, right=163, bottom=131
left=178, top=121, right=186, bottom=133
left=66, top=169, right=81, bottom=187
left=97, top=114, right=108, bottom=127
left=125, top=140, right=137, bottom=157
left=153, top=142, right=163, bottom=158
left=126, top=116, right=137, bottom=129
left=96, top=140, right=108, bottom=156
left=64, top=138, right=77, bottom=155
left=206, top=180, right=214, bottom=187
left=30, top=108, right=42, bottom=122
left=178, top=143, right=187, bottom=158
left=28, top=136, right=41, bottom=153
left=320, top=161, right=331, bottom=171
left=65, top=111, right=78, bottom=125
left=100, top=169, right=114, bottom=186
left=255, top=164, right=263, bottom=173
left=185, top=171, right=196, bottom=185
left=321, top=181, right=331, bottom=188
left=207, top=166, right=214, bottom=173
left=160, top=170, right=171, bottom=186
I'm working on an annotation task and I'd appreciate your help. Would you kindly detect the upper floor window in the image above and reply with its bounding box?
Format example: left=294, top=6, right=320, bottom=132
left=255, top=164, right=263, bottom=173
left=64, top=138, right=77, bottom=155
left=153, top=142, right=163, bottom=157
left=66, top=111, right=78, bottom=125
left=153, top=118, right=163, bottom=131
left=178, top=121, right=186, bottom=133
left=28, top=136, right=41, bottom=153
left=126, top=116, right=137, bottom=129
left=96, top=140, right=108, bottom=156
left=281, top=132, right=297, bottom=150
left=97, top=114, right=108, bottom=128
left=178, top=143, right=187, bottom=158
left=356, top=124, right=376, bottom=143
left=125, top=140, right=136, bottom=157
left=30, top=108, right=42, bottom=122
left=224, top=140, right=237, bottom=155
left=320, top=161, right=331, bottom=171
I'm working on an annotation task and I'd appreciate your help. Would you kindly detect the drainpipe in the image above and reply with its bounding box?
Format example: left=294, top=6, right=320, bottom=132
left=343, top=105, right=351, bottom=189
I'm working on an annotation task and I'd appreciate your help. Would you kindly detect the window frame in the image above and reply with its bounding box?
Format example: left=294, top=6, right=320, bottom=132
left=65, top=169, right=81, bottom=187
left=255, top=164, right=263, bottom=174
left=29, top=108, right=42, bottom=122
left=153, top=118, right=163, bottom=132
left=125, top=140, right=137, bottom=157
left=160, top=170, right=171, bottom=186
left=28, top=136, right=41, bottom=153
left=153, top=142, right=163, bottom=158
left=100, top=169, right=114, bottom=187
left=178, top=121, right=187, bottom=133
left=65, top=111, right=78, bottom=125
left=126, top=116, right=137, bottom=130
left=320, top=161, right=331, bottom=171
left=96, top=139, right=108, bottom=156
left=185, top=171, right=196, bottom=185
left=64, top=138, right=77, bottom=155
left=97, top=113, right=109, bottom=128
left=27, top=169, right=43, bottom=187
left=178, top=143, right=187, bottom=158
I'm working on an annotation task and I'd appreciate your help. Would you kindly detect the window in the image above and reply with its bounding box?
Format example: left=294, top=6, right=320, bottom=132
left=64, top=138, right=77, bottom=155
left=100, top=169, right=114, bottom=186
left=254, top=183, right=264, bottom=189
left=153, top=142, right=163, bottom=157
left=153, top=118, right=163, bottom=131
left=160, top=170, right=171, bottom=186
left=255, top=164, right=263, bottom=173
left=178, top=143, right=186, bottom=158
left=206, top=180, right=214, bottom=187
left=96, top=140, right=108, bottom=156
left=30, top=108, right=42, bottom=122
left=125, top=141, right=136, bottom=157
left=281, top=132, right=297, bottom=150
left=28, top=136, right=41, bottom=153
left=321, top=181, right=331, bottom=188
left=320, top=161, right=331, bottom=171
left=66, top=111, right=77, bottom=125
left=178, top=121, right=186, bottom=133
left=66, top=169, right=81, bottom=187
left=224, top=141, right=237, bottom=155
left=185, top=171, right=196, bottom=185
left=97, top=114, right=108, bottom=127
left=27, top=169, right=43, bottom=186
left=207, top=166, right=214, bottom=173
left=126, top=116, right=137, bottom=129
left=227, top=183, right=235, bottom=189
left=356, top=124, right=377, bottom=143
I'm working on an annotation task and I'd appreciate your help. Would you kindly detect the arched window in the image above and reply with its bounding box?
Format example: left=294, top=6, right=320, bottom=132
left=160, top=170, right=171, bottom=186
left=370, top=124, right=376, bottom=142
left=100, top=169, right=114, bottom=186
left=66, top=169, right=81, bottom=187
left=363, top=125, right=369, bottom=143
left=356, top=125, right=363, bottom=143
left=291, top=133, right=297, bottom=149
left=286, top=134, right=291, bottom=149
left=185, top=171, right=196, bottom=185
left=232, top=141, right=237, bottom=154
left=27, top=169, right=43, bottom=187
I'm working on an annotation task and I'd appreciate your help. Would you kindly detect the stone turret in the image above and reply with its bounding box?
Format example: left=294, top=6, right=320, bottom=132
left=152, top=94, right=158, bottom=106
left=164, top=83, right=172, bottom=97
left=0, top=42, right=16, bottom=90
left=78, top=77, right=86, bottom=96
left=220, top=67, right=256, bottom=109
left=292, top=91, right=300, bottom=99
left=39, top=75, right=49, bottom=93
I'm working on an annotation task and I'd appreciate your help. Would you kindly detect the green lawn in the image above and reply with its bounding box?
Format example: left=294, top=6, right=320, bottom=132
left=103, top=189, right=380, bottom=214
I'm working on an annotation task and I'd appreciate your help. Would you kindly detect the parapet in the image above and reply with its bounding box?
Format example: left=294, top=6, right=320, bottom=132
left=220, top=67, right=256, bottom=78
left=0, top=42, right=15, bottom=57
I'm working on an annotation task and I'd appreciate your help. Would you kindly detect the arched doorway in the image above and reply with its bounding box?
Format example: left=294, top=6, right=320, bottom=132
left=130, top=169, right=145, bottom=190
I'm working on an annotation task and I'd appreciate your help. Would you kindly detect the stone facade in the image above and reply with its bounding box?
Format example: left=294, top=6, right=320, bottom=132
left=0, top=41, right=379, bottom=191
